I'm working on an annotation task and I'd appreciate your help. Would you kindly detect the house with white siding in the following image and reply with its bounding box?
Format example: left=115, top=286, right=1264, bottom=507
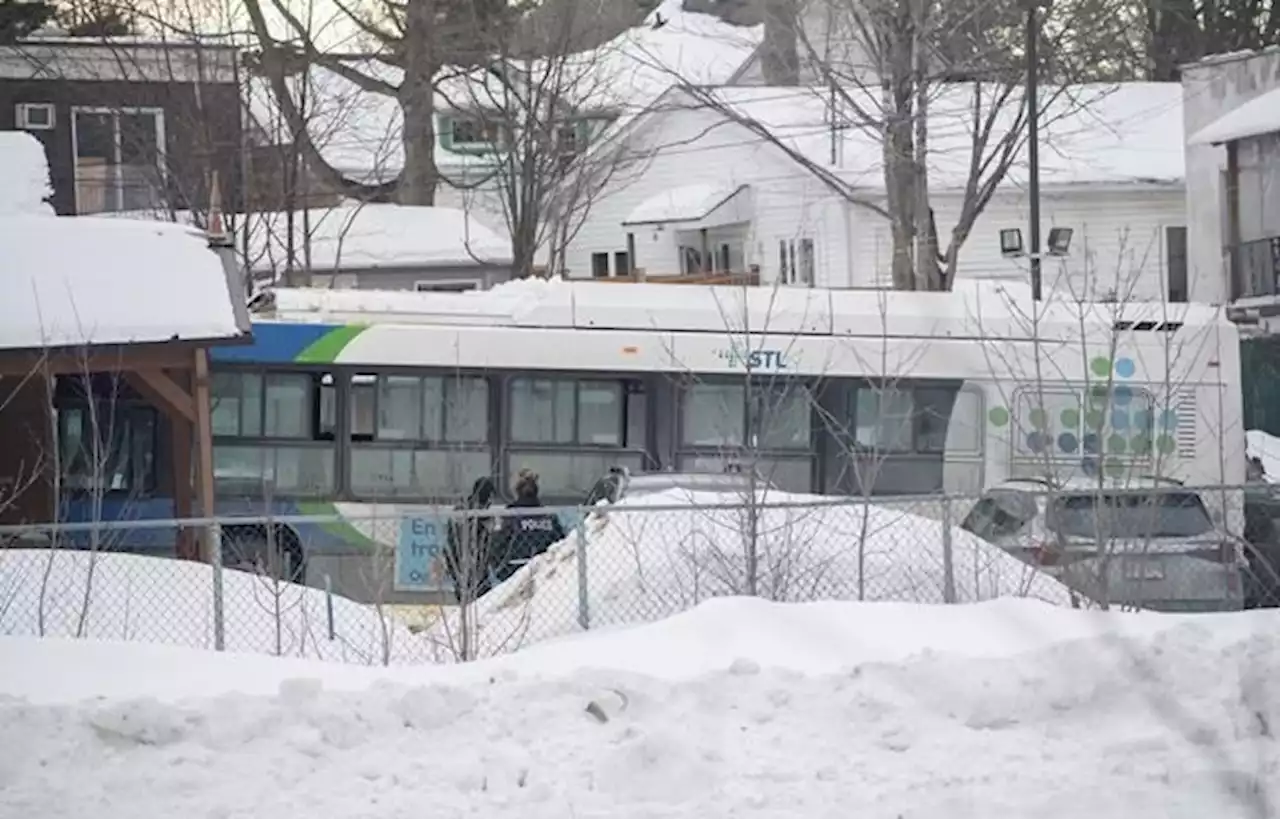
left=243, top=1, right=762, bottom=243
left=566, top=82, right=1190, bottom=299
left=1181, top=47, right=1280, bottom=319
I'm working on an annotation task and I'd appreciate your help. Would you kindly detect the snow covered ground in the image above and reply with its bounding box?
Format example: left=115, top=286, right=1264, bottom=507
left=0, top=549, right=420, bottom=664
left=424, top=487, right=1073, bottom=658
left=1, top=596, right=1277, bottom=818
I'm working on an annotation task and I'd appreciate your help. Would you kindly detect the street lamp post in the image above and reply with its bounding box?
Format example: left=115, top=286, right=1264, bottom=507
left=1026, top=0, right=1043, bottom=301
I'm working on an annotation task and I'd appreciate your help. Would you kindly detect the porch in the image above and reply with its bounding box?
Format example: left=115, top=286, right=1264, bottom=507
left=620, top=183, right=755, bottom=279
left=0, top=214, right=250, bottom=560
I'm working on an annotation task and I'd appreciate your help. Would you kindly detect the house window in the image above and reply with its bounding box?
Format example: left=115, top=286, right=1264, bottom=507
left=443, top=115, right=502, bottom=153
left=778, top=239, right=813, bottom=286
left=591, top=252, right=610, bottom=278
left=556, top=122, right=584, bottom=154
left=715, top=243, right=731, bottom=273
left=614, top=251, right=630, bottom=276
left=1165, top=226, right=1188, bottom=302
left=799, top=238, right=815, bottom=285
left=72, top=107, right=165, bottom=213
left=414, top=280, right=478, bottom=292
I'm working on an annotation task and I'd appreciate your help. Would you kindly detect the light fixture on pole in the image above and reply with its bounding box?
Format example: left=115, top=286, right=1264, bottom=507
left=997, top=225, right=1073, bottom=261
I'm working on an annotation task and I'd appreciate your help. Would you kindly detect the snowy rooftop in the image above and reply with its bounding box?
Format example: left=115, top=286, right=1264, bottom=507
left=0, top=131, right=54, bottom=216
left=1188, top=86, right=1280, bottom=145
left=254, top=276, right=1228, bottom=341
left=246, top=1, right=760, bottom=184
left=242, top=202, right=512, bottom=274
left=0, top=216, right=247, bottom=351
left=673, top=82, right=1186, bottom=190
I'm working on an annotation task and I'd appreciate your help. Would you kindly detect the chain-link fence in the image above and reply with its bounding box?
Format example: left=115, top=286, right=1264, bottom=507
left=1, top=484, right=1277, bottom=665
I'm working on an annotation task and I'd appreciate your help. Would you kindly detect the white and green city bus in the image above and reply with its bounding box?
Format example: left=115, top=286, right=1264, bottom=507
left=57, top=279, right=1244, bottom=600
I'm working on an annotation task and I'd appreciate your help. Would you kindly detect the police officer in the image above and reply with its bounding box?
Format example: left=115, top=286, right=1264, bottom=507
left=489, top=469, right=566, bottom=583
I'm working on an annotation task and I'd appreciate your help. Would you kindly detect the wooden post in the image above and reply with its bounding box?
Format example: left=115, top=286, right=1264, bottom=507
left=192, top=348, right=217, bottom=562
left=170, top=410, right=196, bottom=560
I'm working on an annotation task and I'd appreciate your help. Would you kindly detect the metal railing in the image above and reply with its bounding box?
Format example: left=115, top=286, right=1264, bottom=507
left=1, top=484, right=1275, bottom=666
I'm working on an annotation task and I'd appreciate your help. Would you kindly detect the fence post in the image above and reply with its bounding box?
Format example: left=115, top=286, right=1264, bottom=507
left=576, top=514, right=590, bottom=630
left=941, top=495, right=957, bottom=604
left=208, top=521, right=226, bottom=651
left=324, top=573, right=336, bottom=641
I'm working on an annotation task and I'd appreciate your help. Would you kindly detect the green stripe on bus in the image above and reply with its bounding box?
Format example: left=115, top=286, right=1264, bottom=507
left=295, top=500, right=381, bottom=548
left=294, top=325, right=367, bottom=364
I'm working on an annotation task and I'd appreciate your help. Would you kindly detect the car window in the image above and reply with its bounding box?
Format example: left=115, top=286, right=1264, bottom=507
left=1048, top=491, right=1215, bottom=539
left=961, top=490, right=1038, bottom=540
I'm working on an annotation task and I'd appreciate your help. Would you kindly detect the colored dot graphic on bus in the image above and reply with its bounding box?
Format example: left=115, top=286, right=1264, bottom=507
left=984, top=352, right=1181, bottom=460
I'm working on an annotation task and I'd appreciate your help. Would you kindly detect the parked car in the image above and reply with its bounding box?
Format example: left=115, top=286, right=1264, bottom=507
left=959, top=477, right=1245, bottom=612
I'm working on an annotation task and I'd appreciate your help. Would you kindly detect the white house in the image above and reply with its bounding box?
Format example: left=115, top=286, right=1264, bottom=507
left=566, top=83, right=1189, bottom=298
left=1181, top=47, right=1280, bottom=318
left=244, top=0, right=763, bottom=239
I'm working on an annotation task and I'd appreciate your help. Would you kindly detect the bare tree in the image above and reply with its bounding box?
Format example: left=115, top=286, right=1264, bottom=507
left=633, top=0, right=1116, bottom=291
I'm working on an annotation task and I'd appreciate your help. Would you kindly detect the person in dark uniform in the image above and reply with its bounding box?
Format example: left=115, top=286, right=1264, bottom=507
left=444, top=476, right=498, bottom=603
left=489, top=469, right=566, bottom=583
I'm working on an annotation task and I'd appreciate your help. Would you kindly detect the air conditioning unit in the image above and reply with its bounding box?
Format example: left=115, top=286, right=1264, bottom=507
left=16, top=103, right=55, bottom=130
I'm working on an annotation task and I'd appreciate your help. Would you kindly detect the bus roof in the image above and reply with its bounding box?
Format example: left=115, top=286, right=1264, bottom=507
left=251, top=278, right=1230, bottom=342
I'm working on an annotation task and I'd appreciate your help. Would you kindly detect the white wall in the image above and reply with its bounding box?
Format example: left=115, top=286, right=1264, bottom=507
left=847, top=188, right=1187, bottom=299
left=565, top=106, right=849, bottom=285
left=1181, top=47, right=1280, bottom=303
left=565, top=100, right=1188, bottom=296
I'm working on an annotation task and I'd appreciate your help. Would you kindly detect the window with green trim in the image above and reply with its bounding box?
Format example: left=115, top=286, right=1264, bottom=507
left=440, top=114, right=502, bottom=154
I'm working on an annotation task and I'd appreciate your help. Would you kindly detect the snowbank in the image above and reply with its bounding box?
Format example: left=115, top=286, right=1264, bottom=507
left=1, top=597, right=1277, bottom=818
left=0, top=131, right=54, bottom=216
left=0, top=550, right=421, bottom=664
left=1246, top=429, right=1280, bottom=483
left=425, top=488, right=1074, bottom=657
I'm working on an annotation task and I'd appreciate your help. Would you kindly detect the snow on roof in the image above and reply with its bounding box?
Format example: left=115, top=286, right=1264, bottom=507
left=0, top=215, right=245, bottom=351
left=242, top=202, right=512, bottom=274
left=688, top=82, right=1185, bottom=190
left=623, top=182, right=748, bottom=225
left=0, top=131, right=54, bottom=216
left=1188, top=86, right=1280, bottom=145
left=246, top=4, right=759, bottom=184
left=423, top=486, right=1072, bottom=658
left=256, top=276, right=1228, bottom=341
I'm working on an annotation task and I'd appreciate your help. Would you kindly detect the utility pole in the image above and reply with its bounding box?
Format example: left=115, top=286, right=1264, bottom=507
left=1026, top=0, right=1043, bottom=300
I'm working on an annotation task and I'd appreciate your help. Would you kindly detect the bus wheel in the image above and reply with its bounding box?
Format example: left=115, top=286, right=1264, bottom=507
left=221, top=525, right=306, bottom=583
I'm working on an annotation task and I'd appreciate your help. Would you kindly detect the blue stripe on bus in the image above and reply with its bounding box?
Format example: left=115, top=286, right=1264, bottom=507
left=211, top=322, right=342, bottom=364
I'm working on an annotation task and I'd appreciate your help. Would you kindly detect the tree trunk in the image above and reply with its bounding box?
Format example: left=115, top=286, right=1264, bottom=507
left=1146, top=0, right=1203, bottom=80
left=398, top=0, right=440, bottom=206
left=761, top=0, right=801, bottom=85
left=882, top=13, right=917, bottom=290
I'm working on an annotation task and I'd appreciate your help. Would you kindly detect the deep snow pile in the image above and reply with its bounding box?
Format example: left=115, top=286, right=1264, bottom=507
left=424, top=488, right=1073, bottom=658
left=0, top=549, right=419, bottom=664
left=1, top=597, right=1277, bottom=819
